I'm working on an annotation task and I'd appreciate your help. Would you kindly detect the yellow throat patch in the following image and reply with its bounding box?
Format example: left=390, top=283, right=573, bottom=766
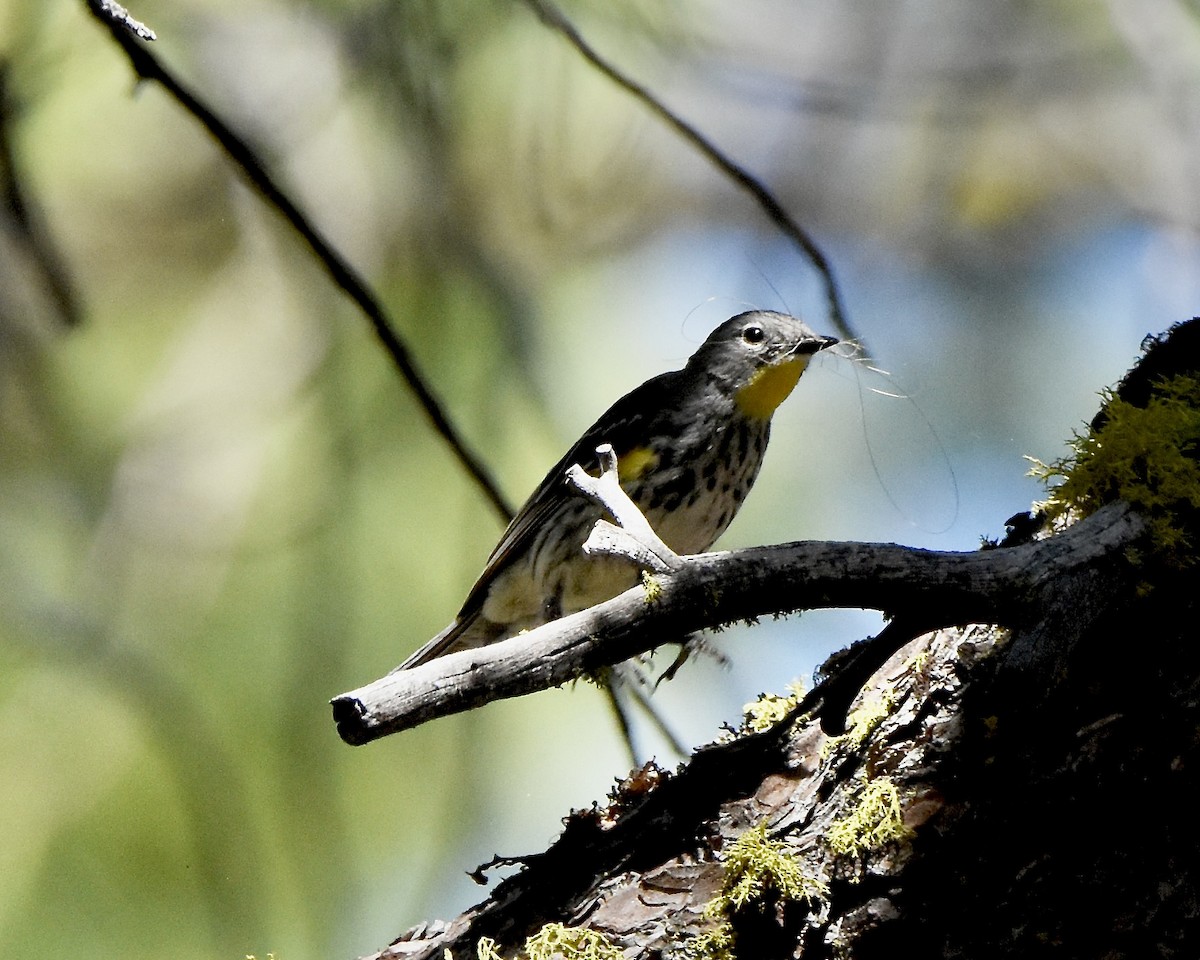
left=735, top=355, right=809, bottom=419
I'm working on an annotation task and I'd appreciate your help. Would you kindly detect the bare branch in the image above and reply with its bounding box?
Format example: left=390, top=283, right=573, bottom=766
left=0, top=63, right=81, bottom=327
left=82, top=0, right=515, bottom=524
left=566, top=444, right=684, bottom=573
left=331, top=501, right=1144, bottom=745
left=90, top=0, right=156, bottom=40
left=518, top=0, right=854, bottom=342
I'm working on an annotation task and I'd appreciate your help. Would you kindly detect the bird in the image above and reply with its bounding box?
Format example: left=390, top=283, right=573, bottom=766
left=397, top=310, right=838, bottom=669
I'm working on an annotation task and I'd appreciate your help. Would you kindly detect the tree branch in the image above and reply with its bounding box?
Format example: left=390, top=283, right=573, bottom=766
left=566, top=443, right=684, bottom=573
left=331, top=501, right=1144, bottom=745
left=0, top=63, right=81, bottom=327
left=82, top=0, right=515, bottom=524
left=91, top=0, right=156, bottom=40
left=518, top=0, right=854, bottom=342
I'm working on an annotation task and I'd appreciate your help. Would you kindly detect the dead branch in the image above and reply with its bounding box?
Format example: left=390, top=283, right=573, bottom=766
left=518, top=0, right=853, bottom=341
left=82, top=0, right=514, bottom=523
left=331, top=501, right=1144, bottom=745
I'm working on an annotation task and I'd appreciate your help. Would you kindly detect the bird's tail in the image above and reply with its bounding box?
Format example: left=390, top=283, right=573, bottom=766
left=391, top=614, right=505, bottom=672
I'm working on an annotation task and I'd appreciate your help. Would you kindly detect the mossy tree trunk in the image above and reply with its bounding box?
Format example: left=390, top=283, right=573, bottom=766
left=365, top=319, right=1200, bottom=960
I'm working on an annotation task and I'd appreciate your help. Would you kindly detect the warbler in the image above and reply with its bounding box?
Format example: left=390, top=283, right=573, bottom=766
left=398, top=310, right=837, bottom=669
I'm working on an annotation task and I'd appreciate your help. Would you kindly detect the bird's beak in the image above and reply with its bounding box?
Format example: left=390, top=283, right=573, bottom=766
left=793, top=334, right=839, bottom=356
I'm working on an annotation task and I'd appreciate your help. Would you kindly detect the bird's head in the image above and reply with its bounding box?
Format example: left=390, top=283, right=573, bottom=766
left=688, top=310, right=838, bottom=419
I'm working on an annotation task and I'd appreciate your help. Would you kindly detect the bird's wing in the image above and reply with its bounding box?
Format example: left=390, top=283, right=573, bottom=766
left=392, top=618, right=461, bottom=671
left=454, top=368, right=678, bottom=624
left=396, top=369, right=680, bottom=671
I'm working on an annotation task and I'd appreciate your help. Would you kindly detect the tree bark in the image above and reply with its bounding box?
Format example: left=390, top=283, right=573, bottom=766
left=358, top=319, right=1200, bottom=960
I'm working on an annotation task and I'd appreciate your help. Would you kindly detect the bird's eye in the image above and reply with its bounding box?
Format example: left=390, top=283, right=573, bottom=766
left=742, top=325, right=765, bottom=344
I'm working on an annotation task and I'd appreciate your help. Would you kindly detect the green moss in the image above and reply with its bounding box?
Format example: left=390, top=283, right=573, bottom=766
left=825, top=777, right=912, bottom=858
left=523, top=925, right=624, bottom=960
left=641, top=569, right=663, bottom=603
left=721, top=822, right=827, bottom=909
left=686, top=822, right=828, bottom=960
left=741, top=682, right=805, bottom=733
left=579, top=664, right=613, bottom=690
left=476, top=924, right=624, bottom=960
left=1030, top=374, right=1200, bottom=567
left=685, top=918, right=735, bottom=960
left=844, top=690, right=895, bottom=746
left=820, top=687, right=897, bottom=760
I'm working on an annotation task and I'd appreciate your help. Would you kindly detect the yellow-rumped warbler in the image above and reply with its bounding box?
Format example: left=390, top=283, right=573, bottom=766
left=398, top=311, right=837, bottom=669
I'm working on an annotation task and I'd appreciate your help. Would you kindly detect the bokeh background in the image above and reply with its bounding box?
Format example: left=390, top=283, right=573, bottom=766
left=2, top=0, right=1197, bottom=957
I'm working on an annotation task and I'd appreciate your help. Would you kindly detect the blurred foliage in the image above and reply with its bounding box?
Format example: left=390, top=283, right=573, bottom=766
left=1, top=0, right=1198, bottom=958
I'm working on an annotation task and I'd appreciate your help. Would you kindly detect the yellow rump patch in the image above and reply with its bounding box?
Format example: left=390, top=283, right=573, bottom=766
left=735, top=355, right=809, bottom=419
left=617, top=446, right=660, bottom=481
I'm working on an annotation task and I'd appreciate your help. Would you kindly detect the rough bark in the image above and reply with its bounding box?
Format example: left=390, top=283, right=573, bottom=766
left=358, top=319, right=1200, bottom=960
left=332, top=502, right=1144, bottom=744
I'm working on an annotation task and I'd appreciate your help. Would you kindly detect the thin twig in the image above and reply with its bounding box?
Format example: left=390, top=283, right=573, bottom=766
left=95, top=0, right=156, bottom=40
left=83, top=0, right=515, bottom=524
left=613, top=667, right=691, bottom=757
left=519, top=0, right=854, bottom=342
left=0, top=63, right=81, bottom=326
left=566, top=444, right=684, bottom=573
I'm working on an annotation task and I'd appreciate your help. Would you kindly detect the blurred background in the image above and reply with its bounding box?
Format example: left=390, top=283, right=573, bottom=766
left=1, top=0, right=1197, bottom=957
